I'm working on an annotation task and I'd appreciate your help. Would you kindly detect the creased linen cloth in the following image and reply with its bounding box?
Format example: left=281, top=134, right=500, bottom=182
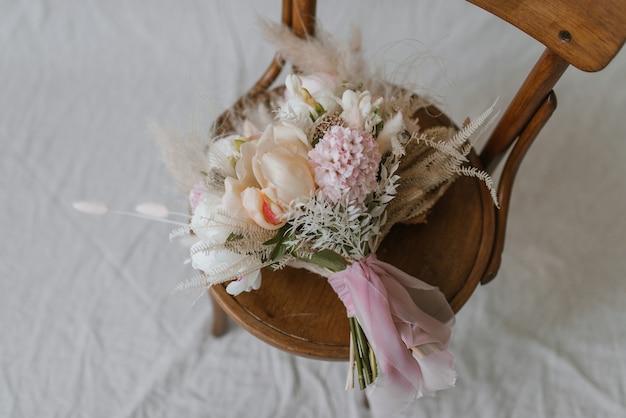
left=2, top=0, right=626, bottom=417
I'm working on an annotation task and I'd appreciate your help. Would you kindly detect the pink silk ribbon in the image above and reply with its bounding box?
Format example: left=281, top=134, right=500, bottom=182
left=328, top=254, right=456, bottom=417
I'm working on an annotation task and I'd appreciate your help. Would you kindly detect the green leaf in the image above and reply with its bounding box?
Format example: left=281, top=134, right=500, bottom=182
left=303, top=249, right=347, bottom=273
left=263, top=234, right=282, bottom=246
left=226, top=232, right=244, bottom=242
left=313, top=102, right=325, bottom=117
left=270, top=243, right=288, bottom=262
left=262, top=224, right=290, bottom=246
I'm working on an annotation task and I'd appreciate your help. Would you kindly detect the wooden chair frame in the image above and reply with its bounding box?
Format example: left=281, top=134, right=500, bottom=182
left=208, top=0, right=626, bottom=359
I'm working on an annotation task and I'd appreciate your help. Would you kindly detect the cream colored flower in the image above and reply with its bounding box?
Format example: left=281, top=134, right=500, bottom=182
left=240, top=187, right=284, bottom=229
left=222, top=123, right=316, bottom=229
left=278, top=73, right=339, bottom=129
left=225, top=270, right=262, bottom=295
left=190, top=193, right=230, bottom=242
left=189, top=193, right=254, bottom=286
left=206, top=134, right=241, bottom=179
left=340, top=89, right=383, bottom=132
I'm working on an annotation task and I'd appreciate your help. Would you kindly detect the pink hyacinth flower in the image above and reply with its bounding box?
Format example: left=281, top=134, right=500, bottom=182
left=308, top=125, right=382, bottom=203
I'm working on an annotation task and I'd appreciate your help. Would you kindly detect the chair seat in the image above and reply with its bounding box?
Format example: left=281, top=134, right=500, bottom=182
left=210, top=148, right=496, bottom=359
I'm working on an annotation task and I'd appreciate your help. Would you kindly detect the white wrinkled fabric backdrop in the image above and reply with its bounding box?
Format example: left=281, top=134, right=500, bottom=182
left=2, top=1, right=625, bottom=417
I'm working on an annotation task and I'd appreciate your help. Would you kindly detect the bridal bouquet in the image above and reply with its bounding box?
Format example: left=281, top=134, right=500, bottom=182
left=151, top=25, right=497, bottom=416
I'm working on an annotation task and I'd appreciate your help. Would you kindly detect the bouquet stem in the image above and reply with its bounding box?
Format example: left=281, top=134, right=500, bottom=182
left=349, top=317, right=377, bottom=389
left=368, top=342, right=378, bottom=381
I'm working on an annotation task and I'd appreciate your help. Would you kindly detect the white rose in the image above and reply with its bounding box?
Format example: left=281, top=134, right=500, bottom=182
left=190, top=240, right=246, bottom=277
left=190, top=193, right=230, bottom=243
left=189, top=193, right=261, bottom=293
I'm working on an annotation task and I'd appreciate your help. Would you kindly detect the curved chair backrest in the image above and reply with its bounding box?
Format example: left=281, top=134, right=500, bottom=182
left=467, top=0, right=626, bottom=281
left=469, top=0, right=626, bottom=72
left=474, top=0, right=626, bottom=170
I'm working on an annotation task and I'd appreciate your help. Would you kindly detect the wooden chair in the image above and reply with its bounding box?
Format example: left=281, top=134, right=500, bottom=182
left=209, top=0, right=626, bottom=360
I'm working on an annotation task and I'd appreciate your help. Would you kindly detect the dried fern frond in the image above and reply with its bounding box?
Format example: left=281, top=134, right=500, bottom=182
left=193, top=208, right=274, bottom=242
left=382, top=101, right=499, bottom=233
left=415, top=132, right=469, bottom=162
left=173, top=252, right=277, bottom=291
left=169, top=225, right=192, bottom=241
left=455, top=166, right=499, bottom=207
left=449, top=100, right=499, bottom=149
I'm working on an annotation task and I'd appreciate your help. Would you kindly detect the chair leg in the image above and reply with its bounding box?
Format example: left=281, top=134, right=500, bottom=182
left=210, top=291, right=228, bottom=337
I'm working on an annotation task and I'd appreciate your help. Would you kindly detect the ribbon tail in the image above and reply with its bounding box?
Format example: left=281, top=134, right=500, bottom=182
left=365, top=350, right=456, bottom=417
left=365, top=374, right=417, bottom=417
left=328, top=254, right=456, bottom=416
left=412, top=348, right=457, bottom=394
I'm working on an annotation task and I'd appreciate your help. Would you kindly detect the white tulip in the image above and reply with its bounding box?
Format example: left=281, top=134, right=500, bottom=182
left=225, top=270, right=263, bottom=295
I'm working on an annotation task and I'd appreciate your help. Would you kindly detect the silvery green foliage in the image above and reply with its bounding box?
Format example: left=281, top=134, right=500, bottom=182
left=287, top=150, right=402, bottom=261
